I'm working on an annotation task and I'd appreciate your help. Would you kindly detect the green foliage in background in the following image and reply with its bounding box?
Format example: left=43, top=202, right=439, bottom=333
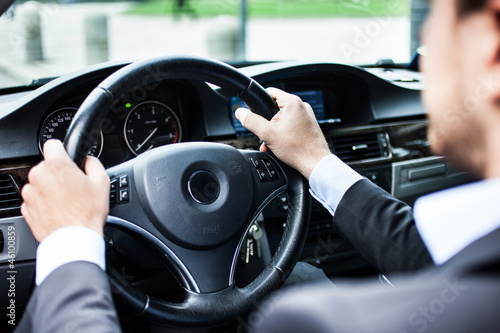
left=127, top=0, right=409, bottom=18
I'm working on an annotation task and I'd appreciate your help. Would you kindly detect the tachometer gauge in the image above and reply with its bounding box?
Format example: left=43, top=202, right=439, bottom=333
left=39, top=107, right=103, bottom=157
left=124, top=101, right=182, bottom=156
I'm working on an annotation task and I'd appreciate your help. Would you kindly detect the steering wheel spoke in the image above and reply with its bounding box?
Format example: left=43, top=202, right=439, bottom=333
left=240, top=150, right=288, bottom=213
left=107, top=159, right=151, bottom=230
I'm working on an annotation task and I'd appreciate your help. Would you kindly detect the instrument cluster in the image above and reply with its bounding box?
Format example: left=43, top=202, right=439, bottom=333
left=37, top=83, right=187, bottom=166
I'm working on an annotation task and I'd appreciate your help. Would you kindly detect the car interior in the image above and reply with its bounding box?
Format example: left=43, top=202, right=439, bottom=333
left=0, top=1, right=477, bottom=332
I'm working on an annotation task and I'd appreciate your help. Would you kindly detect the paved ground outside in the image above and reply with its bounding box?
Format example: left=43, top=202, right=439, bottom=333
left=0, top=2, right=410, bottom=88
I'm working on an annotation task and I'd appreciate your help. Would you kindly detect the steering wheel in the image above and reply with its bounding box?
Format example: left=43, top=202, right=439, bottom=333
left=63, top=56, right=311, bottom=328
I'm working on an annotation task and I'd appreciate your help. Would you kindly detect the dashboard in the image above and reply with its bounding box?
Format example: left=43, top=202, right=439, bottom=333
left=0, top=60, right=476, bottom=324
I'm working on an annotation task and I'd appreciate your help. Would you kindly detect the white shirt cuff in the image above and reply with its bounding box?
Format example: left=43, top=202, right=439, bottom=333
left=309, top=154, right=364, bottom=215
left=35, top=226, right=106, bottom=286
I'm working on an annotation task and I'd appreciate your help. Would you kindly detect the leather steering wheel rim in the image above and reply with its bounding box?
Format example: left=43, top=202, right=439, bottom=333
left=63, top=55, right=311, bottom=328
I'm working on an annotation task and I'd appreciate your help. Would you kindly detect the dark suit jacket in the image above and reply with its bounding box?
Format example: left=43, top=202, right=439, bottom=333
left=333, top=179, right=433, bottom=273
left=15, top=261, right=120, bottom=333
left=253, top=179, right=500, bottom=333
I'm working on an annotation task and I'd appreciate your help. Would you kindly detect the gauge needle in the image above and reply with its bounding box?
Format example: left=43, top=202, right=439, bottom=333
left=136, top=127, right=158, bottom=151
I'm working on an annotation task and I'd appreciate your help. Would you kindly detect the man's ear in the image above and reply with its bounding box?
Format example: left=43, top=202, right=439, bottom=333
left=491, top=0, right=500, bottom=9
left=489, top=0, right=500, bottom=56
left=488, top=0, right=500, bottom=101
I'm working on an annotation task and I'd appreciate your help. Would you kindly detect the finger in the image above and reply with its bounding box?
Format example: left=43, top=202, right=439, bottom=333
left=84, top=156, right=109, bottom=185
left=27, top=163, right=41, bottom=184
left=20, top=186, right=33, bottom=221
left=84, top=156, right=105, bottom=175
left=259, top=142, right=269, bottom=152
left=265, top=87, right=286, bottom=99
left=20, top=202, right=31, bottom=225
left=266, top=87, right=286, bottom=107
left=235, top=108, right=269, bottom=139
left=20, top=183, right=32, bottom=204
left=43, top=139, right=72, bottom=165
left=266, top=87, right=299, bottom=108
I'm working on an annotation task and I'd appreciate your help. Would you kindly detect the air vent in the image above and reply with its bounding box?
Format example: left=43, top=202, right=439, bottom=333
left=331, top=132, right=391, bottom=163
left=0, top=175, right=22, bottom=209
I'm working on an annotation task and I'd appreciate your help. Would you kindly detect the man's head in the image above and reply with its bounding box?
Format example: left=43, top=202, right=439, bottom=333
left=421, top=0, right=500, bottom=178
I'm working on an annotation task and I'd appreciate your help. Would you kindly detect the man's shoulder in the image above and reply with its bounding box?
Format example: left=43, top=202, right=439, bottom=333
left=253, top=255, right=500, bottom=333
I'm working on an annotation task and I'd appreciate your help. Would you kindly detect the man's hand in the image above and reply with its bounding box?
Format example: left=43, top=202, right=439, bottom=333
left=235, top=88, right=331, bottom=179
left=21, top=140, right=110, bottom=242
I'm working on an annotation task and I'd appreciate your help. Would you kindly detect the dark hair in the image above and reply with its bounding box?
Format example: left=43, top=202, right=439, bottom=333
left=456, top=0, right=488, bottom=17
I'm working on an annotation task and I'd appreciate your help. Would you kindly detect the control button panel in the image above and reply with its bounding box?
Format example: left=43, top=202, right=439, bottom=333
left=250, top=157, right=280, bottom=182
left=110, top=175, right=129, bottom=204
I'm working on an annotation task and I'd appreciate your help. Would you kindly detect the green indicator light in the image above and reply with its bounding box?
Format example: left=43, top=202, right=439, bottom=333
left=125, top=103, right=131, bottom=108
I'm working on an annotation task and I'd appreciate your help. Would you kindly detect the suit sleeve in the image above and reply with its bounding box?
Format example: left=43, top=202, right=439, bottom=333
left=252, top=227, right=500, bottom=333
left=15, top=261, right=121, bottom=333
left=333, top=179, right=433, bottom=273
left=250, top=273, right=500, bottom=333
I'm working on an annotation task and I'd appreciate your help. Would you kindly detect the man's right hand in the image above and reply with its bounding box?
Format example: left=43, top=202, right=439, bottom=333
left=235, top=88, right=331, bottom=179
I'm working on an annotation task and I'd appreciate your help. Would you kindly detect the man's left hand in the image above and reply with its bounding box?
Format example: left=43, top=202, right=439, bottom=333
left=21, top=140, right=110, bottom=242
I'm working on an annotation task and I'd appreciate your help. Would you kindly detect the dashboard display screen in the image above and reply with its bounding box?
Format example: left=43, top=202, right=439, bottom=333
left=230, top=89, right=328, bottom=134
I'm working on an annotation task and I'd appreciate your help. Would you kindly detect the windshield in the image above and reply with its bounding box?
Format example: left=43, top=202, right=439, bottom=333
left=0, top=0, right=416, bottom=89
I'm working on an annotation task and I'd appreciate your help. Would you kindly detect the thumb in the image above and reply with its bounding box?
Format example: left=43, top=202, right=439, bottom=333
left=84, top=156, right=109, bottom=185
left=43, top=139, right=73, bottom=165
left=235, top=108, right=269, bottom=139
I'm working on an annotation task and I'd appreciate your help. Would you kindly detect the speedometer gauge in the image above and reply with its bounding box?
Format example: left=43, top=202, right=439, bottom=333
left=39, top=107, right=103, bottom=157
left=124, top=101, right=182, bottom=155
